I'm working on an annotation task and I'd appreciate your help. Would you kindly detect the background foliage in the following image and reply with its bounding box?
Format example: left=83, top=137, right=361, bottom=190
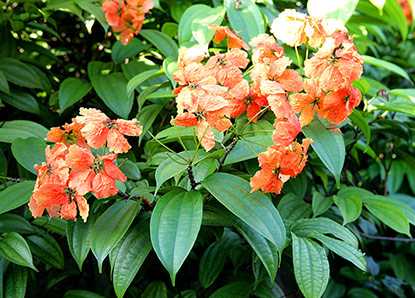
left=0, top=0, right=415, bottom=297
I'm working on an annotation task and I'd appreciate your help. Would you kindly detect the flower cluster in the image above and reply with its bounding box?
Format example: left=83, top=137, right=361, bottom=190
left=29, top=109, right=142, bottom=222
left=172, top=8, right=363, bottom=194
left=102, top=0, right=154, bottom=45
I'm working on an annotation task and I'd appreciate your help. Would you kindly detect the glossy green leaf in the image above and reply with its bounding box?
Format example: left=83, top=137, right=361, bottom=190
left=59, top=78, right=92, bottom=112
left=308, top=0, right=359, bottom=23
left=312, top=234, right=366, bottom=271
left=178, top=5, right=210, bottom=45
left=349, top=110, right=371, bottom=148
left=199, top=241, right=227, bottom=288
left=32, top=217, right=67, bottom=236
left=11, top=137, right=46, bottom=175
left=347, top=288, right=378, bottom=298
left=0, top=214, right=33, bottom=234
left=113, top=221, right=152, bottom=298
left=351, top=78, right=371, bottom=95
left=291, top=217, right=358, bottom=248
left=0, top=89, right=39, bottom=114
left=0, top=232, right=36, bottom=271
left=4, top=264, right=27, bottom=298
left=292, top=233, right=329, bottom=298
left=333, top=194, right=362, bottom=225
left=90, top=72, right=134, bottom=118
left=141, top=281, right=167, bottom=298
left=0, top=148, right=7, bottom=177
left=364, top=194, right=415, bottom=225
left=303, top=117, right=345, bottom=186
left=369, top=0, right=387, bottom=11
left=63, top=290, right=105, bottom=298
left=46, top=0, right=84, bottom=20
left=191, top=6, right=225, bottom=47
left=363, top=198, right=410, bottom=236
left=26, top=230, right=64, bottom=269
left=90, top=200, right=140, bottom=273
left=312, top=193, right=333, bottom=217
left=163, top=56, right=178, bottom=89
left=111, top=38, right=150, bottom=64
left=0, top=58, right=43, bottom=89
left=126, top=69, right=163, bottom=97
left=0, top=181, right=35, bottom=215
left=140, top=29, right=178, bottom=58
left=0, top=120, right=49, bottom=143
left=66, top=214, right=96, bottom=271
left=371, top=101, right=415, bottom=117
left=118, top=160, right=141, bottom=180
left=210, top=281, right=252, bottom=298
left=202, top=173, right=286, bottom=250
left=277, top=193, right=312, bottom=226
left=162, top=22, right=178, bottom=38
left=0, top=71, right=9, bottom=94
left=362, top=55, right=411, bottom=81
left=389, top=88, right=415, bottom=101
left=150, top=190, right=203, bottom=285
left=225, top=0, right=265, bottom=44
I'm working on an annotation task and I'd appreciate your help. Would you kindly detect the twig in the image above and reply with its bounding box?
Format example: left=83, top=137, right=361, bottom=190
left=187, top=165, right=198, bottom=190
left=117, top=191, right=154, bottom=211
left=359, top=232, right=415, bottom=242
left=217, top=137, right=239, bottom=172
left=383, top=138, right=394, bottom=196
left=0, top=176, right=27, bottom=183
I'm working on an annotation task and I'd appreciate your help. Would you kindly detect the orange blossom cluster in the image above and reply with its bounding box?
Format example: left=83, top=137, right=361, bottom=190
left=102, top=0, right=154, bottom=45
left=29, top=108, right=142, bottom=222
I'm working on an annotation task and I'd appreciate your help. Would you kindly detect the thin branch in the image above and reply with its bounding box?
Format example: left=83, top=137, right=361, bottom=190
left=187, top=165, right=198, bottom=190
left=0, top=176, right=27, bottom=183
left=359, top=232, right=415, bottom=242
left=117, top=191, right=154, bottom=211
left=383, top=138, right=394, bottom=196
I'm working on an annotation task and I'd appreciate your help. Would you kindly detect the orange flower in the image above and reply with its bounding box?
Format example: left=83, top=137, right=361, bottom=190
left=397, top=0, right=412, bottom=24
left=304, top=39, right=363, bottom=91
left=173, top=93, right=231, bottom=151
left=113, top=6, right=145, bottom=45
left=250, top=139, right=312, bottom=194
left=209, top=24, right=250, bottom=51
left=272, top=119, right=301, bottom=147
left=66, top=145, right=127, bottom=198
left=249, top=34, right=285, bottom=64
left=46, top=119, right=88, bottom=148
left=34, top=143, right=69, bottom=188
left=31, top=182, right=89, bottom=221
left=271, top=9, right=325, bottom=48
left=102, top=0, right=125, bottom=27
left=290, top=78, right=326, bottom=127
left=323, top=86, right=362, bottom=124
left=205, top=49, right=249, bottom=88
left=76, top=108, right=142, bottom=154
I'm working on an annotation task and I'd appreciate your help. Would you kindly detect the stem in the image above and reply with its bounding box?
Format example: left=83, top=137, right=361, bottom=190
left=190, top=123, right=209, bottom=164
left=166, top=152, right=189, bottom=165
left=0, top=176, right=28, bottom=182
left=187, top=165, right=198, bottom=190
left=359, top=232, right=415, bottom=242
left=383, top=139, right=394, bottom=196
left=240, top=137, right=259, bottom=155
left=217, top=137, right=239, bottom=172
left=118, top=191, right=154, bottom=211
left=173, top=119, right=190, bottom=161
left=295, top=46, right=303, bottom=74
left=241, top=130, right=274, bottom=135
left=241, top=137, right=269, bottom=148
left=118, top=158, right=128, bottom=168
left=240, top=106, right=270, bottom=134
left=147, top=131, right=188, bottom=162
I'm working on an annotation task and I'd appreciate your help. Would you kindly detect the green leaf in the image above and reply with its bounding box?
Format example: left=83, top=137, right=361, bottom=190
left=112, top=221, right=152, bottom=298
left=351, top=78, right=371, bottom=95
left=349, top=110, right=371, bottom=148
left=333, top=194, right=362, bottom=225
left=277, top=194, right=312, bottom=226
left=32, top=217, right=67, bottom=236
left=312, top=193, right=333, bottom=217
left=0, top=89, right=39, bottom=114
left=0, top=232, right=37, bottom=271
left=66, top=214, right=96, bottom=271
left=26, top=230, right=64, bottom=269
left=111, top=38, right=150, bottom=64
left=59, top=78, right=92, bottom=112
left=362, top=55, right=411, bottom=82
left=202, top=173, right=286, bottom=250
left=0, top=181, right=35, bottom=215
left=90, top=72, right=134, bottom=118
left=363, top=198, right=410, bottom=236
left=11, top=137, right=46, bottom=175
left=126, top=69, right=163, bottom=97
left=163, top=57, right=178, bottom=89
left=141, top=281, right=167, bottom=298
left=0, top=149, right=6, bottom=177
left=369, top=0, right=387, bottom=11
left=308, top=0, right=359, bottom=23
left=210, top=281, right=252, bottom=298
left=191, top=6, right=225, bottom=47
left=150, top=190, right=203, bottom=286
left=63, top=290, right=105, bottom=298
left=225, top=0, right=265, bottom=44
left=90, top=200, right=140, bottom=273
left=199, top=241, right=228, bottom=288
left=0, top=120, right=49, bottom=143
left=137, top=104, right=164, bottom=145
left=178, top=4, right=211, bottom=45
left=74, top=0, right=109, bottom=31
left=303, top=117, right=345, bottom=186
left=4, top=264, right=27, bottom=298
left=162, top=22, right=179, bottom=38
left=140, top=29, right=178, bottom=58
left=0, top=58, right=43, bottom=89
left=46, top=0, right=84, bottom=20
left=0, top=214, right=33, bottom=234
left=371, top=101, right=415, bottom=117
left=0, top=70, right=9, bottom=94
left=292, top=233, right=329, bottom=298
left=346, top=288, right=379, bottom=298
left=118, top=160, right=141, bottom=180
left=383, top=0, right=408, bottom=41
left=389, top=88, right=415, bottom=101
left=291, top=217, right=358, bottom=248
left=312, top=234, right=366, bottom=271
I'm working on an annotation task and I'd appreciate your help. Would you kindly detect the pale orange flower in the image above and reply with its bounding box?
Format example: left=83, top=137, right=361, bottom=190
left=34, top=143, right=69, bottom=188
left=102, top=0, right=125, bottom=27
left=249, top=34, right=285, bottom=64
left=46, top=119, right=88, bottom=148
left=323, top=86, right=362, bottom=124
left=75, top=108, right=142, bottom=154
left=209, top=24, right=250, bottom=51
